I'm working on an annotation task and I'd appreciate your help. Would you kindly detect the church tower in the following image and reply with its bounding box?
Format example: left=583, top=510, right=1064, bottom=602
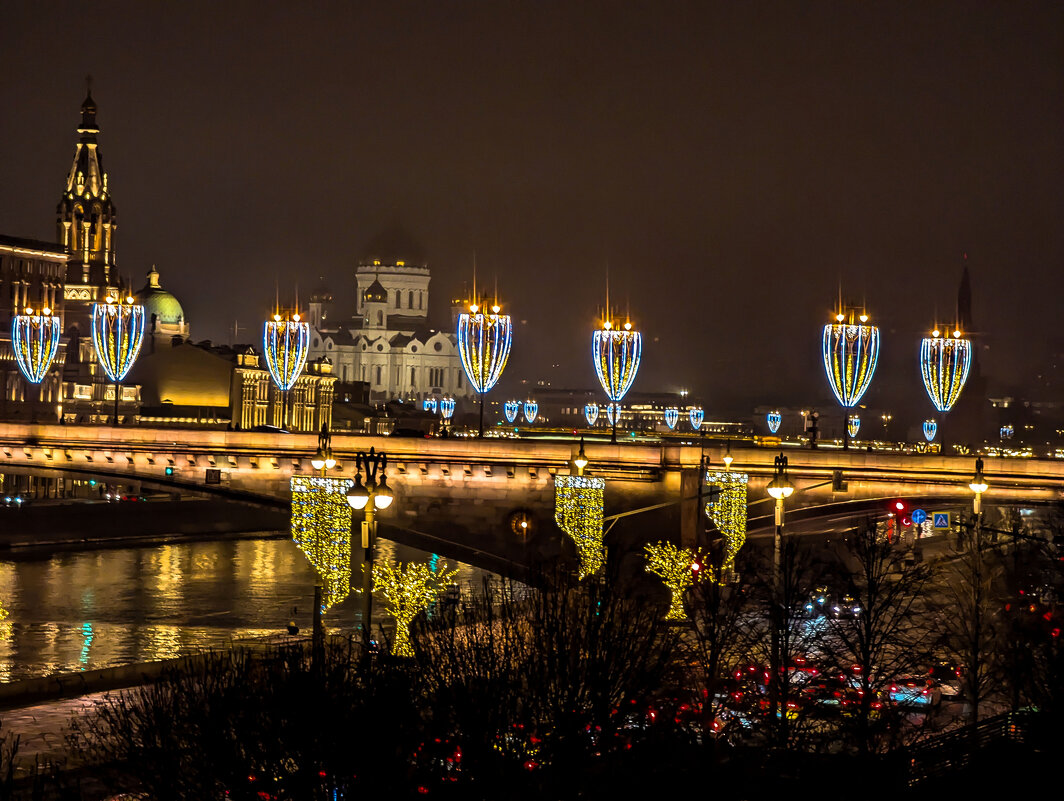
left=57, top=83, right=117, bottom=291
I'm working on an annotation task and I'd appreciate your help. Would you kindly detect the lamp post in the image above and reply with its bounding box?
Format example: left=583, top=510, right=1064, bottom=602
left=572, top=437, right=589, bottom=476
left=307, top=423, right=337, bottom=661
left=968, top=457, right=988, bottom=518
left=346, top=447, right=394, bottom=651
left=765, top=453, right=795, bottom=727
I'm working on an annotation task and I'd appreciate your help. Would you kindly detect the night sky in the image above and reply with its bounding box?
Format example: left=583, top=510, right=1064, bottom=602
left=2, top=2, right=1062, bottom=417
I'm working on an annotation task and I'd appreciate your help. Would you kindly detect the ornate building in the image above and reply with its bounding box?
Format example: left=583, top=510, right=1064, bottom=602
left=307, top=229, right=470, bottom=403
left=137, top=266, right=190, bottom=352
left=0, top=236, right=69, bottom=421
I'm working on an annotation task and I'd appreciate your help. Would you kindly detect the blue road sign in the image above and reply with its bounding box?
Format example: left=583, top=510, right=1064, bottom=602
left=933, top=512, right=950, bottom=529
left=911, top=509, right=927, bottom=526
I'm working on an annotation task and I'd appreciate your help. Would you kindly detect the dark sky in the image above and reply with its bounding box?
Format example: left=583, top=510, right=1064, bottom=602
left=2, top=1, right=1062, bottom=417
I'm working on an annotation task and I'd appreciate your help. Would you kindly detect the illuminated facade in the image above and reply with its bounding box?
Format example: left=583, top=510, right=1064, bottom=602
left=920, top=328, right=972, bottom=413
left=307, top=233, right=469, bottom=403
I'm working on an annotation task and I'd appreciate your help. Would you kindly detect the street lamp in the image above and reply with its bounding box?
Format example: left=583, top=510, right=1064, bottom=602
left=765, top=452, right=795, bottom=725
left=572, top=437, right=589, bottom=476
left=346, top=447, right=394, bottom=650
left=968, top=457, right=988, bottom=516
left=723, top=441, right=734, bottom=471
left=311, top=423, right=336, bottom=472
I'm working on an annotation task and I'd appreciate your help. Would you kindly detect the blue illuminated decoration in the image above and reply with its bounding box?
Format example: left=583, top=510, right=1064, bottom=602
left=689, top=407, right=704, bottom=431
left=923, top=419, right=937, bottom=442
left=440, top=397, right=456, bottom=420
left=91, top=298, right=145, bottom=383
left=823, top=310, right=880, bottom=408
left=504, top=400, right=520, bottom=423
left=263, top=313, right=311, bottom=391
left=605, top=402, right=620, bottom=427
left=11, top=308, right=61, bottom=384
left=584, top=403, right=599, bottom=427
left=664, top=407, right=679, bottom=430
left=847, top=415, right=861, bottom=439
left=523, top=400, right=538, bottom=424
left=920, top=328, right=972, bottom=413
left=767, top=411, right=782, bottom=434
left=457, top=302, right=512, bottom=394
left=1000, top=424, right=1014, bottom=440
left=592, top=323, right=641, bottom=402
left=423, top=398, right=438, bottom=414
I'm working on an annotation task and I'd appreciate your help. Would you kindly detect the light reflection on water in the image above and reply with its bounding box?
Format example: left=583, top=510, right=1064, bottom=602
left=0, top=537, right=493, bottom=682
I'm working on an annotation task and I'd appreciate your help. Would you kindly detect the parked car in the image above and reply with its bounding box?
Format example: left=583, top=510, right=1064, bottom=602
left=927, top=663, right=962, bottom=697
left=889, top=676, right=941, bottom=707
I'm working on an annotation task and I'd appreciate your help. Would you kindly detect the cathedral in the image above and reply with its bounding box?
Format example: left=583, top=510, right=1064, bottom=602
left=307, top=228, right=471, bottom=405
left=0, top=87, right=335, bottom=432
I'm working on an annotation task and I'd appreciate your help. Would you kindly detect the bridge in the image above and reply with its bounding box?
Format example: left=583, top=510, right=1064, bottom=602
left=1, top=422, right=1061, bottom=568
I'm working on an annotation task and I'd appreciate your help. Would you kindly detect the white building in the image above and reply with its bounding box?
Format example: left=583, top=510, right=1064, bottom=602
left=307, top=230, right=471, bottom=403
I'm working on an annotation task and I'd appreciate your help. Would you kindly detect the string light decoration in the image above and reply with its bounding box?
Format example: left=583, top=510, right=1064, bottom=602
left=290, top=476, right=354, bottom=611
left=689, top=407, right=704, bottom=431
left=822, top=308, right=880, bottom=409
left=11, top=307, right=61, bottom=384
left=504, top=400, right=520, bottom=423
left=664, top=408, right=679, bottom=430
left=263, top=312, right=310, bottom=392
left=372, top=558, right=458, bottom=657
left=458, top=291, right=512, bottom=436
left=920, top=327, right=972, bottom=413
left=440, top=397, right=456, bottom=420
left=1000, top=424, right=1014, bottom=440
left=847, top=415, right=861, bottom=439
left=605, top=402, right=620, bottom=427
left=423, top=398, right=438, bottom=413
left=523, top=400, right=538, bottom=424
left=554, top=474, right=607, bottom=579
left=923, top=419, right=937, bottom=442
left=91, top=296, right=145, bottom=382
left=705, top=471, right=749, bottom=575
left=644, top=541, right=709, bottom=621
left=584, top=402, right=599, bottom=427
left=767, top=411, right=782, bottom=434
left=592, top=304, right=642, bottom=441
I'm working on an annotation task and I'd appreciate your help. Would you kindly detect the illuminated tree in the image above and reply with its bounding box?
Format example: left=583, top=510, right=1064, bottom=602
left=920, top=326, right=972, bottom=412
left=290, top=476, right=354, bottom=611
left=554, top=475, right=606, bottom=579
left=644, top=542, right=708, bottom=620
left=373, top=559, right=458, bottom=657
left=705, top=471, right=748, bottom=575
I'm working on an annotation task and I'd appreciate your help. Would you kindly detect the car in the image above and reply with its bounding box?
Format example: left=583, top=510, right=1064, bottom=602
left=927, top=663, right=962, bottom=697
left=888, top=677, right=941, bottom=707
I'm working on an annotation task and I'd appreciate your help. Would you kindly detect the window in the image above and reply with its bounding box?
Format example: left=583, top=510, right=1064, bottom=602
left=375, top=366, right=382, bottom=385
left=408, top=291, right=414, bottom=309
left=410, top=367, right=416, bottom=385
left=376, top=311, right=383, bottom=326
left=419, top=292, right=423, bottom=310
left=395, top=290, right=401, bottom=307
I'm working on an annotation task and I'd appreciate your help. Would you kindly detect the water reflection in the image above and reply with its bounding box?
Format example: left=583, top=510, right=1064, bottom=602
left=0, top=537, right=496, bottom=682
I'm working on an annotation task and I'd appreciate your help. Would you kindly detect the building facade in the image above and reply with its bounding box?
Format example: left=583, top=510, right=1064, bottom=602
left=307, top=229, right=470, bottom=403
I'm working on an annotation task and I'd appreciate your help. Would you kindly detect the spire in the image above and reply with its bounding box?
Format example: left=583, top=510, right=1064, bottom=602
left=79, top=75, right=98, bottom=139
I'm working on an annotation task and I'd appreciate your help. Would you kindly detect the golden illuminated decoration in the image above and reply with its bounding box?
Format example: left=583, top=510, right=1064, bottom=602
left=554, top=475, right=607, bottom=579
left=372, top=559, right=458, bottom=657
left=11, top=308, right=61, bottom=384
left=644, top=541, right=708, bottom=621
left=263, top=311, right=310, bottom=392
left=290, top=476, right=354, bottom=611
left=91, top=297, right=145, bottom=382
left=704, top=471, right=749, bottom=576
left=0, top=601, right=10, bottom=640
left=822, top=306, right=879, bottom=409
left=920, top=326, right=972, bottom=413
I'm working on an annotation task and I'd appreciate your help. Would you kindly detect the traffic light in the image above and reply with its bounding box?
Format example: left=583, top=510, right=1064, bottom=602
left=165, top=466, right=175, bottom=477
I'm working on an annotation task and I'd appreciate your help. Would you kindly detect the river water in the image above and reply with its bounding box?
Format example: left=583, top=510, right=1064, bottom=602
left=0, top=537, right=493, bottom=683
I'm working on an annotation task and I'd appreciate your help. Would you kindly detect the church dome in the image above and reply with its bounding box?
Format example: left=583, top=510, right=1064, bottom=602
left=363, top=278, right=388, bottom=303
left=136, top=267, right=185, bottom=326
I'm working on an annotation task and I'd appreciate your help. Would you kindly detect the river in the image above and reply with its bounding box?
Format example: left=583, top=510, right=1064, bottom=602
left=0, top=536, right=493, bottom=682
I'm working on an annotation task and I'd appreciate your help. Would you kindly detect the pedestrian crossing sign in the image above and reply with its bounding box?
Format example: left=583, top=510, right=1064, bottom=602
left=932, top=512, right=950, bottom=529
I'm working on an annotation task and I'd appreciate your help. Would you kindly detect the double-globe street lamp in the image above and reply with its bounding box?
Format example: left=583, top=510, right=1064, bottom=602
left=345, top=448, right=394, bottom=649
